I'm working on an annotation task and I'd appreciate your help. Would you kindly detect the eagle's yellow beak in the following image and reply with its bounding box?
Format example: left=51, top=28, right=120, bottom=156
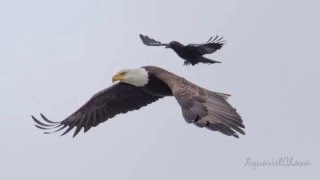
left=112, top=73, right=125, bottom=84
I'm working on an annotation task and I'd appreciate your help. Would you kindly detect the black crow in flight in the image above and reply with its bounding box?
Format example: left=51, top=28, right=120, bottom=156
left=139, top=34, right=225, bottom=66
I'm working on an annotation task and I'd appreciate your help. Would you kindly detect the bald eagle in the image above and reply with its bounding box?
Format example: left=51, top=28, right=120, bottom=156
left=139, top=34, right=224, bottom=66
left=32, top=66, right=245, bottom=138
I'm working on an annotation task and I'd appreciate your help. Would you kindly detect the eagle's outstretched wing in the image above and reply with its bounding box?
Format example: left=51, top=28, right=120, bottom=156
left=145, top=66, right=245, bottom=138
left=174, top=88, right=245, bottom=138
left=139, top=34, right=169, bottom=46
left=186, top=35, right=225, bottom=55
left=32, top=83, right=161, bottom=137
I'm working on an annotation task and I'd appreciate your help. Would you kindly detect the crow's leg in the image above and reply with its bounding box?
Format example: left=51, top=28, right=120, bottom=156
left=183, top=61, right=191, bottom=66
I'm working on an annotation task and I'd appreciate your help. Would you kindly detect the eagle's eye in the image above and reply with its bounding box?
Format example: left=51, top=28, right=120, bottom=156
left=119, top=72, right=126, bottom=76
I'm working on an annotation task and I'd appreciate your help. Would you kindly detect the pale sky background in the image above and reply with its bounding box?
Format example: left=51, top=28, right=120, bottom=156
left=0, top=0, right=319, bottom=179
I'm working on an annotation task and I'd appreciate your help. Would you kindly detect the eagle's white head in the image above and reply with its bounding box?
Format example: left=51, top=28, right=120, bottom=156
left=112, top=68, right=149, bottom=87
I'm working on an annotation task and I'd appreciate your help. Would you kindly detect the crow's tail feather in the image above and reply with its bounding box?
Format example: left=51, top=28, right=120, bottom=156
left=198, top=57, right=221, bottom=64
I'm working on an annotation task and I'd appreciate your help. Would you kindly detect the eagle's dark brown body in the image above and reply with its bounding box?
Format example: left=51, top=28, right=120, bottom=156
left=33, top=66, right=244, bottom=138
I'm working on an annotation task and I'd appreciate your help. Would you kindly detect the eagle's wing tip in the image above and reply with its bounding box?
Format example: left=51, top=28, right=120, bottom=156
left=31, top=115, right=36, bottom=121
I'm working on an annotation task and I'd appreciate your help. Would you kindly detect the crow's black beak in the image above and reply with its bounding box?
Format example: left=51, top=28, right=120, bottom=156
left=165, top=45, right=170, bottom=48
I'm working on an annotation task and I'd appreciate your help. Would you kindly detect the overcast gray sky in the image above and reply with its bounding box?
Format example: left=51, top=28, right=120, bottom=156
left=0, top=0, right=319, bottom=179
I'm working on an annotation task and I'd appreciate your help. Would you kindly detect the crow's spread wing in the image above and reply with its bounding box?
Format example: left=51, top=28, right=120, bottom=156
left=139, top=34, right=169, bottom=47
left=186, top=35, right=225, bottom=55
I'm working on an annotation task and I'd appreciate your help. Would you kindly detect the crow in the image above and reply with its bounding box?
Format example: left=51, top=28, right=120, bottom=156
left=139, top=34, right=225, bottom=66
